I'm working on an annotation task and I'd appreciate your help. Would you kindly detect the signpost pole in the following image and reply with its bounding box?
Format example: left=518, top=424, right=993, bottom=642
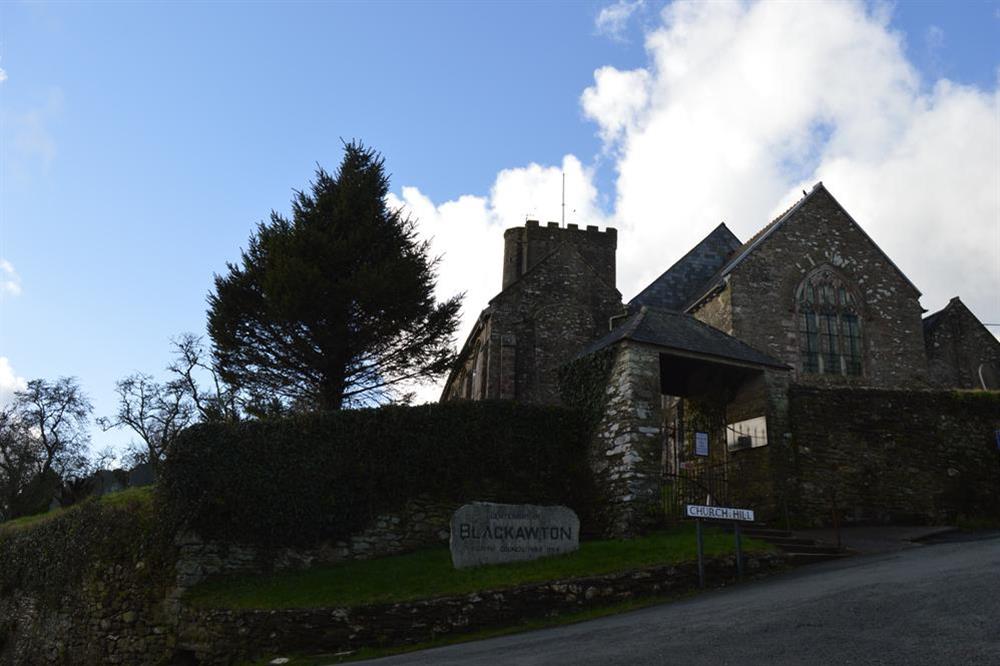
left=696, top=518, right=705, bottom=588
left=734, top=521, right=743, bottom=580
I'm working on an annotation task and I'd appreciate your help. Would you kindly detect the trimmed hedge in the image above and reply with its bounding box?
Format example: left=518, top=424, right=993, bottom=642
left=160, top=401, right=597, bottom=548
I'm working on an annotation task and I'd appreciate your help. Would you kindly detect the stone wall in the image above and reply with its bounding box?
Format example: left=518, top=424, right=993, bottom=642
left=1, top=488, right=786, bottom=665
left=788, top=386, right=1000, bottom=525
left=174, top=496, right=455, bottom=589
left=690, top=281, right=733, bottom=335
left=0, top=499, right=178, bottom=665
left=0, top=495, right=455, bottom=665
left=176, top=552, right=786, bottom=665
left=588, top=342, right=665, bottom=536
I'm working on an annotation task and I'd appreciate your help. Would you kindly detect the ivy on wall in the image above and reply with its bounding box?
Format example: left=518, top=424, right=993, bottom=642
left=160, top=401, right=597, bottom=548
left=558, top=349, right=615, bottom=428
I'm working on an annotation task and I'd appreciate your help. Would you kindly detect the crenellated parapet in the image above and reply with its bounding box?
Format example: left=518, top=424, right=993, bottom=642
left=502, top=220, right=617, bottom=290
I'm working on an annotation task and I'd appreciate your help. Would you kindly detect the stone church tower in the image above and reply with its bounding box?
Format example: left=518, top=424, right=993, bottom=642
left=442, top=220, right=623, bottom=404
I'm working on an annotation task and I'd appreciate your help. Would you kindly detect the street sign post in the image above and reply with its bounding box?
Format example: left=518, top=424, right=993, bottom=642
left=685, top=504, right=756, bottom=587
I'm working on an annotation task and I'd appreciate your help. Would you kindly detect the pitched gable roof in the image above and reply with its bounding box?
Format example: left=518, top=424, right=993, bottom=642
left=684, top=182, right=922, bottom=310
left=629, top=223, right=742, bottom=312
left=924, top=296, right=1000, bottom=345
left=578, top=306, right=788, bottom=370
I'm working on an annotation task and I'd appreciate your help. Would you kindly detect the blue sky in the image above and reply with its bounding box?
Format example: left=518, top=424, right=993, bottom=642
left=1, top=1, right=998, bottom=456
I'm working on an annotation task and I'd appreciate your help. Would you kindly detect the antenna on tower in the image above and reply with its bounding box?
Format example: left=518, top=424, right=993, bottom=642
left=561, top=171, right=566, bottom=226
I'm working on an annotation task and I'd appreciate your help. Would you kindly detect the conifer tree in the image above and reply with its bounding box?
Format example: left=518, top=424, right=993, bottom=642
left=207, top=142, right=462, bottom=411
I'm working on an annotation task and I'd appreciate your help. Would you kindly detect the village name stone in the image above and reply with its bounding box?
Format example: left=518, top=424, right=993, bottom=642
left=450, top=502, right=580, bottom=569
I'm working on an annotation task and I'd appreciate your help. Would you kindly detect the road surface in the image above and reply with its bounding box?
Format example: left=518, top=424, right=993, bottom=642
left=368, top=535, right=1000, bottom=665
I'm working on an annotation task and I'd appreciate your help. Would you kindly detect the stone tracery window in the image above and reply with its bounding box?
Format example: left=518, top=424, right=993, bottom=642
left=796, top=268, right=862, bottom=376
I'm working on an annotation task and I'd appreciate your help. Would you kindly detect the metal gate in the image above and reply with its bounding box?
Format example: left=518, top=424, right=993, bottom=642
left=663, top=461, right=737, bottom=520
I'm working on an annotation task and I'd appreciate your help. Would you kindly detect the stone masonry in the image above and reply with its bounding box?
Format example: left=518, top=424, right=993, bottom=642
left=444, top=222, right=622, bottom=405
left=589, top=342, right=665, bottom=536
left=690, top=185, right=929, bottom=388
left=924, top=297, right=1000, bottom=390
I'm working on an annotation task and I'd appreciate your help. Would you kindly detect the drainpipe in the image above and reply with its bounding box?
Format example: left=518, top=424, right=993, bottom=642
left=608, top=307, right=630, bottom=331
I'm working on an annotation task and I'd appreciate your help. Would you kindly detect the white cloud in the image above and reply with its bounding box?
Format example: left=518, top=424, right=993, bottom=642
left=0, top=68, right=7, bottom=84
left=580, top=67, right=650, bottom=144
left=0, top=358, right=27, bottom=406
left=596, top=0, right=644, bottom=41
left=389, top=155, right=608, bottom=403
left=396, top=0, right=1000, bottom=399
left=584, top=0, right=998, bottom=320
left=0, top=259, right=21, bottom=297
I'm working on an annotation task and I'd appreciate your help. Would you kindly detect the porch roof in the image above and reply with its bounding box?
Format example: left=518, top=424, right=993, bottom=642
left=579, top=306, right=789, bottom=371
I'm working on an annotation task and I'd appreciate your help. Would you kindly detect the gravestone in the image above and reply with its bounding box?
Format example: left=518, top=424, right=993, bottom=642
left=91, top=469, right=125, bottom=497
left=449, top=502, right=579, bottom=569
left=127, top=463, right=155, bottom=488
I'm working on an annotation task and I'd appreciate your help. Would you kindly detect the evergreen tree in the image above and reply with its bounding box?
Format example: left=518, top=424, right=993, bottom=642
left=207, top=142, right=462, bottom=411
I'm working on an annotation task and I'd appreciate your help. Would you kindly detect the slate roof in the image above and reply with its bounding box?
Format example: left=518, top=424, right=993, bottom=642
left=683, top=182, right=922, bottom=310
left=578, top=306, right=789, bottom=369
left=923, top=297, right=998, bottom=342
left=629, top=223, right=742, bottom=312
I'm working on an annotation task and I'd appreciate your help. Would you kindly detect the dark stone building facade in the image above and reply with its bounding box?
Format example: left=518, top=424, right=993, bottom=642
left=443, top=183, right=1000, bottom=534
left=924, top=296, right=1000, bottom=390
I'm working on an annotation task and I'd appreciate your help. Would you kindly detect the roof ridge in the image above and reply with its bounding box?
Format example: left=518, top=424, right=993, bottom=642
left=629, top=222, right=742, bottom=311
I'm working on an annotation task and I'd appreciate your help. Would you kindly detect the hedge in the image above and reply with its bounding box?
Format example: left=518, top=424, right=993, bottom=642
left=159, top=401, right=597, bottom=548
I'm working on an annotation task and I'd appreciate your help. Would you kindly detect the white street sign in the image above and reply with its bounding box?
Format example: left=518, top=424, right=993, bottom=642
left=685, top=504, right=755, bottom=522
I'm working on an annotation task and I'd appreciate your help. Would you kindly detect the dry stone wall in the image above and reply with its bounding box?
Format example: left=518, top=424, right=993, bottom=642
left=175, top=496, right=454, bottom=589
left=0, top=495, right=455, bottom=665
left=176, top=552, right=786, bottom=665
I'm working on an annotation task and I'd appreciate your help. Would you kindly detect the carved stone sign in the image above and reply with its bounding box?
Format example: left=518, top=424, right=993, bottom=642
left=450, top=502, right=580, bottom=569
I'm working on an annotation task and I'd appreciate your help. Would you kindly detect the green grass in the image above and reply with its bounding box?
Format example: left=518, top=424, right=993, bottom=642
left=189, top=524, right=771, bottom=610
left=0, top=485, right=154, bottom=534
left=955, top=514, right=1000, bottom=531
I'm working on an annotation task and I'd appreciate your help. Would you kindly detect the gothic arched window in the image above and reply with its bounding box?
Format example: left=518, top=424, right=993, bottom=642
left=796, top=268, right=862, bottom=377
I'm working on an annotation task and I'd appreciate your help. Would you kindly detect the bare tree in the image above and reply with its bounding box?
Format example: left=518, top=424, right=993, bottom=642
left=0, top=406, right=39, bottom=520
left=15, top=378, right=92, bottom=480
left=98, top=334, right=239, bottom=471
left=98, top=373, right=194, bottom=471
left=0, top=378, right=92, bottom=520
left=167, top=333, right=240, bottom=423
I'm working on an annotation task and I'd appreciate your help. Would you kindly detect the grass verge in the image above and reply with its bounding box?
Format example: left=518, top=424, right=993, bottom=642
left=188, top=524, right=771, bottom=610
left=0, top=486, right=154, bottom=534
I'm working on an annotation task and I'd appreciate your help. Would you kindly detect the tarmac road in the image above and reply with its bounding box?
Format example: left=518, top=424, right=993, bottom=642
left=367, top=535, right=1000, bottom=665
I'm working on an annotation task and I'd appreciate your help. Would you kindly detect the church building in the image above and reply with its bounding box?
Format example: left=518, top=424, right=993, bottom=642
left=442, top=183, right=1000, bottom=534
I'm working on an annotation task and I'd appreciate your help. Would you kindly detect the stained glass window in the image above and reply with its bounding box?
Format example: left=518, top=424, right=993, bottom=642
left=795, top=268, right=862, bottom=377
